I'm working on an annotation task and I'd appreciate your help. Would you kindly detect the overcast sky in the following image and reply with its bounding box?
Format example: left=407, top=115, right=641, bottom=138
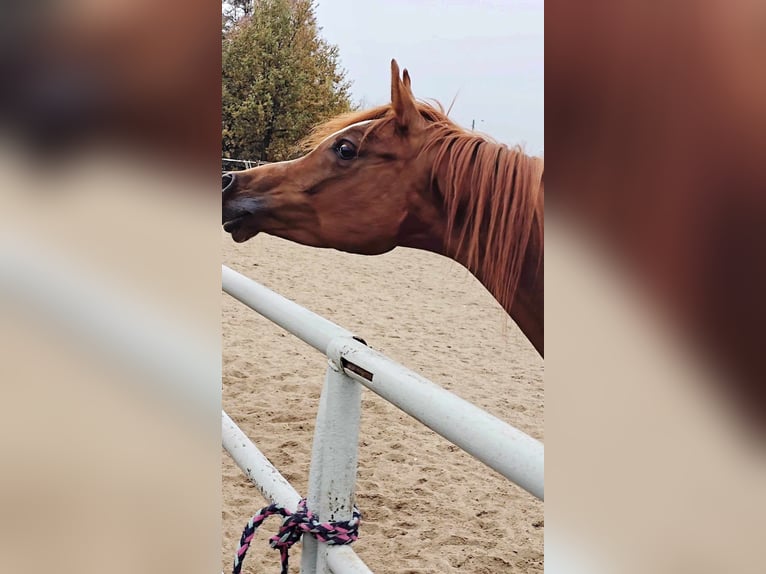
left=314, top=0, right=543, bottom=154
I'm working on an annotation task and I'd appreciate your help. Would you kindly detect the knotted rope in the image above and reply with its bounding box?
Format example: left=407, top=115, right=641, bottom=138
left=233, top=498, right=361, bottom=574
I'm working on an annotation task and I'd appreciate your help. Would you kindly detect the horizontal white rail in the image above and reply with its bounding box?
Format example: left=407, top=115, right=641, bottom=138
left=222, top=411, right=373, bottom=574
left=327, top=338, right=544, bottom=500
left=222, top=265, right=544, bottom=500
left=222, top=265, right=354, bottom=355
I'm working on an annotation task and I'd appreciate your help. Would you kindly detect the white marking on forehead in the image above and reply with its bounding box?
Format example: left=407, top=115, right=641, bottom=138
left=320, top=119, right=375, bottom=145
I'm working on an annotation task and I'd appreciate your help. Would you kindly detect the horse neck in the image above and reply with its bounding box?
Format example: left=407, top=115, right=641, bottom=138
left=506, top=222, right=544, bottom=357
left=450, top=224, right=544, bottom=357
left=427, top=139, right=544, bottom=356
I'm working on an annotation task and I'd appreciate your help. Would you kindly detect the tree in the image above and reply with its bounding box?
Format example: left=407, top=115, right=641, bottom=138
left=222, top=0, right=353, bottom=162
left=222, top=1, right=253, bottom=31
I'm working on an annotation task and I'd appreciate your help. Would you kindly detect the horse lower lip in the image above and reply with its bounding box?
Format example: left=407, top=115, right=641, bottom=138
left=223, top=216, right=244, bottom=232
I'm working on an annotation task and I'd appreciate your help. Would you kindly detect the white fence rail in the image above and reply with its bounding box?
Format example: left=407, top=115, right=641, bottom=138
left=222, top=264, right=544, bottom=573
left=223, top=411, right=372, bottom=573
left=222, top=158, right=270, bottom=172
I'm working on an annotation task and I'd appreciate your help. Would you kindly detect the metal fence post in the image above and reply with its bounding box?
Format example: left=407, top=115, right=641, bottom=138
left=301, top=343, right=363, bottom=574
left=300, top=372, right=327, bottom=574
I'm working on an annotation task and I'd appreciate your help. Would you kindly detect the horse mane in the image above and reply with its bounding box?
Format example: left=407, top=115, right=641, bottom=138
left=301, top=100, right=544, bottom=311
left=424, top=119, right=544, bottom=312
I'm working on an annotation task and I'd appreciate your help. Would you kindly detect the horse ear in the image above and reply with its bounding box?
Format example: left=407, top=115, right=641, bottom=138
left=390, top=59, right=420, bottom=130
left=402, top=69, right=413, bottom=94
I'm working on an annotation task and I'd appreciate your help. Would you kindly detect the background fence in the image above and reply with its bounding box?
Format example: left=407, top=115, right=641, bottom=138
left=222, top=158, right=270, bottom=172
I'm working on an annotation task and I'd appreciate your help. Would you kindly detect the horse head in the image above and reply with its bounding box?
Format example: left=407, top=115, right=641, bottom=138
left=222, top=60, right=444, bottom=255
left=223, top=60, right=544, bottom=356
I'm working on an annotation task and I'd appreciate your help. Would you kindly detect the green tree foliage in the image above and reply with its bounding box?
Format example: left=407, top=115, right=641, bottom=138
left=222, top=0, right=353, bottom=161
left=223, top=1, right=253, bottom=30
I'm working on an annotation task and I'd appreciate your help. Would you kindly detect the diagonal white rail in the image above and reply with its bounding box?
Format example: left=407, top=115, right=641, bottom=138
left=222, top=264, right=544, bottom=500
left=222, top=411, right=372, bottom=574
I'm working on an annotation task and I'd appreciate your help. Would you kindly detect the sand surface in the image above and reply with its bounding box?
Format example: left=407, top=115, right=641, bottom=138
left=222, top=234, right=543, bottom=573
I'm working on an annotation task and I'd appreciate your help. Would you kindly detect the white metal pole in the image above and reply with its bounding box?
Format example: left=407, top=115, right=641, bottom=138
left=222, top=410, right=302, bottom=509
left=326, top=337, right=545, bottom=500
left=222, top=266, right=544, bottom=497
left=301, top=379, right=327, bottom=574
left=222, top=410, right=373, bottom=574
left=222, top=265, right=354, bottom=355
left=318, top=362, right=363, bottom=571
left=326, top=547, right=375, bottom=574
left=303, top=361, right=364, bottom=573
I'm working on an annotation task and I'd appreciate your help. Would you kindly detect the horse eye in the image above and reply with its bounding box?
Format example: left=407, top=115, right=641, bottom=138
left=334, top=140, right=357, bottom=160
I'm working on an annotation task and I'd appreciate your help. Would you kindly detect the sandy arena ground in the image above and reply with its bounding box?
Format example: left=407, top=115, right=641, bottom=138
left=222, top=233, right=543, bottom=573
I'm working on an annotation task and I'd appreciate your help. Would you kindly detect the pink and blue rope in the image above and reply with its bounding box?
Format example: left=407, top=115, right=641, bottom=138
left=233, top=498, right=361, bottom=574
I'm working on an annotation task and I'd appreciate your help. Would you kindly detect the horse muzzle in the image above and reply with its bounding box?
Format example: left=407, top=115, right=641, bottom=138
left=223, top=197, right=266, bottom=225
left=222, top=174, right=270, bottom=242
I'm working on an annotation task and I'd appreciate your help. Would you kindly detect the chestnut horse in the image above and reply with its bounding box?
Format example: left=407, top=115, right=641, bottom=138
left=222, top=60, right=544, bottom=356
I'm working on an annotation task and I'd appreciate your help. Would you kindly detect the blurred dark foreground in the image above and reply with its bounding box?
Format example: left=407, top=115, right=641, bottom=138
left=0, top=0, right=219, bottom=166
left=0, top=2, right=221, bottom=573
left=548, top=0, right=766, bottom=420
left=546, top=1, right=766, bottom=573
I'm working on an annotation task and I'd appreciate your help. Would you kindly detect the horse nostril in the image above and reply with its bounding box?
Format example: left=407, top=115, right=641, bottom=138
left=222, top=172, right=236, bottom=196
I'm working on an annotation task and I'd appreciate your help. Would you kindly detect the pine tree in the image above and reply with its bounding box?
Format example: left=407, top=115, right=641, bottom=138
left=222, top=0, right=353, bottom=161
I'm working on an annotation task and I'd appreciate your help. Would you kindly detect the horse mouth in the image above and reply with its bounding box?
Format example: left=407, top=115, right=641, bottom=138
left=222, top=215, right=245, bottom=233
left=223, top=197, right=268, bottom=242
left=222, top=216, right=261, bottom=243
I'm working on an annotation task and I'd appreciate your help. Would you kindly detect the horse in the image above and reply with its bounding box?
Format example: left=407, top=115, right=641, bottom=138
left=222, top=60, right=544, bottom=357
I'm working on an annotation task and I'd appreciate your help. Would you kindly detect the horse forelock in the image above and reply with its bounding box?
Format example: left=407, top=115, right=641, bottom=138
left=300, top=106, right=390, bottom=151
left=299, top=100, right=450, bottom=152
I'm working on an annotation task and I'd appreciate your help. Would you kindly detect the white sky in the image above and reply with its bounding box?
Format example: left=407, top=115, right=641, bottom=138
left=314, top=0, right=543, bottom=153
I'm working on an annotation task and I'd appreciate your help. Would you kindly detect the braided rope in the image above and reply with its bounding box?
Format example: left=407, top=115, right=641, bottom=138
left=233, top=498, right=361, bottom=574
